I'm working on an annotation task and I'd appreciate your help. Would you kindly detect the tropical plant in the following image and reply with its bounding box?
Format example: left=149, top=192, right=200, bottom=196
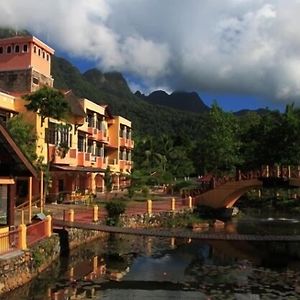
left=23, top=87, right=70, bottom=200
left=105, top=201, right=126, bottom=226
left=7, top=114, right=37, bottom=162
left=23, top=86, right=69, bottom=126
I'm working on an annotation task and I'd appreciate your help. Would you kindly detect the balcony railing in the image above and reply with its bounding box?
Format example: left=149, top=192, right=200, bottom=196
left=120, top=137, right=134, bottom=149
left=87, top=127, right=109, bottom=143
left=78, top=152, right=91, bottom=167
left=91, top=156, right=108, bottom=169
left=119, top=160, right=133, bottom=171
left=48, top=145, right=77, bottom=165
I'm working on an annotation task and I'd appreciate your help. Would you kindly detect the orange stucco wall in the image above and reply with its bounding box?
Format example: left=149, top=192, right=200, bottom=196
left=0, top=36, right=53, bottom=77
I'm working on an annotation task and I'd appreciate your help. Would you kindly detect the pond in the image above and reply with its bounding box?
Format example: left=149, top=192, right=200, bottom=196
left=2, top=226, right=300, bottom=300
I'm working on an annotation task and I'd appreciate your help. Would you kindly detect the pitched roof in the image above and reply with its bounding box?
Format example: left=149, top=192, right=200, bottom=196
left=63, top=90, right=86, bottom=118
left=0, top=122, right=37, bottom=177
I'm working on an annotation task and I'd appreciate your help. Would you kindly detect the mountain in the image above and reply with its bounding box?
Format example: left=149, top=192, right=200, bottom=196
left=51, top=56, right=205, bottom=137
left=136, top=90, right=209, bottom=114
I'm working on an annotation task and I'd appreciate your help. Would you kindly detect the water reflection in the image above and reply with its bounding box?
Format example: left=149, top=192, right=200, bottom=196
left=1, top=233, right=300, bottom=300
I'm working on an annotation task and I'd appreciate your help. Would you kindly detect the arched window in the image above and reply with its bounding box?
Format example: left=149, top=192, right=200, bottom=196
left=23, top=44, right=28, bottom=52
left=34, top=46, right=37, bottom=53
left=7, top=46, right=11, bottom=54
left=15, top=45, right=20, bottom=53
left=0, top=47, right=3, bottom=54
left=42, top=52, right=45, bottom=59
left=46, top=54, right=49, bottom=61
left=38, top=48, right=41, bottom=56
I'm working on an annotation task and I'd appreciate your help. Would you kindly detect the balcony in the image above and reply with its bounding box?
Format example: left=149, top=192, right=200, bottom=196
left=48, top=145, right=77, bottom=165
left=108, top=158, right=119, bottom=172
left=88, top=127, right=109, bottom=143
left=91, top=156, right=108, bottom=169
left=119, top=160, right=133, bottom=172
left=120, top=137, right=134, bottom=149
left=77, top=152, right=91, bottom=167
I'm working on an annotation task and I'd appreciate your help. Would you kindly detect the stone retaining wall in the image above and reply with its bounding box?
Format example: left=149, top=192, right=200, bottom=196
left=0, top=228, right=106, bottom=295
left=0, top=235, right=60, bottom=295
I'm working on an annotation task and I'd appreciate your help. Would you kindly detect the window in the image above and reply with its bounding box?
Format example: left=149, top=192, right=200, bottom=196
left=46, top=54, right=49, bottom=61
left=87, top=140, right=93, bottom=154
left=32, top=77, right=39, bottom=85
left=23, top=44, right=28, bottom=52
left=42, top=52, right=45, bottom=59
left=78, top=134, right=86, bottom=152
left=46, top=122, right=71, bottom=146
left=87, top=113, right=94, bottom=127
left=15, top=45, right=20, bottom=53
left=0, top=185, right=8, bottom=225
left=34, top=46, right=37, bottom=53
left=0, top=47, right=3, bottom=54
left=7, top=46, right=11, bottom=54
left=0, top=110, right=11, bottom=124
left=38, top=48, right=41, bottom=56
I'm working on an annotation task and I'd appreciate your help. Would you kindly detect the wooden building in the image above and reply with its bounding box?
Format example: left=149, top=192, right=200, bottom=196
left=0, top=122, right=37, bottom=228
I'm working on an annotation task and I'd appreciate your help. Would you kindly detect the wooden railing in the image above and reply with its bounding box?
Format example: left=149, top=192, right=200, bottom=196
left=182, top=165, right=300, bottom=199
left=27, top=219, right=49, bottom=246
left=0, top=228, right=19, bottom=254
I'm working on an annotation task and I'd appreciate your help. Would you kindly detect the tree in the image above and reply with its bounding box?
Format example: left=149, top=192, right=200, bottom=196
left=104, top=166, right=113, bottom=199
left=23, top=86, right=69, bottom=126
left=7, top=114, right=37, bottom=162
left=196, top=102, right=240, bottom=174
left=23, top=87, right=70, bottom=200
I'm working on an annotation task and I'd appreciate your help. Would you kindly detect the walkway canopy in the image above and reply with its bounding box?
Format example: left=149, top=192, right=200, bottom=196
left=0, top=122, right=37, bottom=226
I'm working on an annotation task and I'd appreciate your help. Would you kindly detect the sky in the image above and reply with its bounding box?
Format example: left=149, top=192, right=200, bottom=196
left=0, top=0, right=298, bottom=112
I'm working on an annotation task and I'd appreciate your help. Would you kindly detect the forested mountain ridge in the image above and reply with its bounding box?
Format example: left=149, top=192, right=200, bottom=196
left=51, top=56, right=205, bottom=137
left=135, top=90, right=209, bottom=114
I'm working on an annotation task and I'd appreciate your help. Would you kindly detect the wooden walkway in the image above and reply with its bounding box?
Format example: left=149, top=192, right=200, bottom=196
left=53, top=219, right=300, bottom=242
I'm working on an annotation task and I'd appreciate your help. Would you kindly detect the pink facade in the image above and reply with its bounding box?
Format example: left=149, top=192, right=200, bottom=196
left=0, top=36, right=54, bottom=77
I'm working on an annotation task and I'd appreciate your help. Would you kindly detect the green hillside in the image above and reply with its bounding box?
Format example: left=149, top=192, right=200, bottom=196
left=51, top=56, right=205, bottom=138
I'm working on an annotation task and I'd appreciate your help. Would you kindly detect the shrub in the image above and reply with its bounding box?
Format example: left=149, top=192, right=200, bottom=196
left=105, top=201, right=126, bottom=226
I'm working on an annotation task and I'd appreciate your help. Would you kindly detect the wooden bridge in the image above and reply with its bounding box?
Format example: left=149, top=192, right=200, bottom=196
left=53, top=219, right=300, bottom=242
left=194, top=165, right=300, bottom=209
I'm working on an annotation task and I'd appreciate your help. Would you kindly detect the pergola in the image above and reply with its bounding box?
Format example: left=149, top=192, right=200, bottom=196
left=0, top=122, right=37, bottom=227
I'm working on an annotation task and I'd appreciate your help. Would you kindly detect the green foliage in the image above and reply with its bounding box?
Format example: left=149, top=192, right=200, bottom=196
left=105, top=201, right=126, bottom=226
left=7, top=114, right=37, bottom=162
left=196, top=102, right=241, bottom=174
left=32, top=249, right=45, bottom=268
left=23, top=86, right=70, bottom=126
left=104, top=166, right=113, bottom=194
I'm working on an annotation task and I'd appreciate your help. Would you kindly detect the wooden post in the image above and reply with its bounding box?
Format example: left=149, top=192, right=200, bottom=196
left=69, top=267, right=74, bottom=281
left=40, top=171, right=44, bottom=213
left=171, top=198, right=175, bottom=211
left=288, top=165, right=291, bottom=178
left=276, top=165, right=280, bottom=178
left=68, top=209, right=74, bottom=222
left=93, top=205, right=99, bottom=222
left=266, top=165, right=269, bottom=178
left=18, top=224, right=27, bottom=250
left=7, top=184, right=16, bottom=227
left=45, top=215, right=52, bottom=237
left=28, top=176, right=32, bottom=223
left=147, top=200, right=152, bottom=215
left=258, top=189, right=262, bottom=199
left=93, top=256, right=98, bottom=273
left=170, top=237, right=175, bottom=249
left=188, top=196, right=193, bottom=209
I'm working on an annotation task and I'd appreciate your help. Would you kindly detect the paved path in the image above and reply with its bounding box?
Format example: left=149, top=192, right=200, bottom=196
left=53, top=219, right=300, bottom=242
left=46, top=198, right=188, bottom=223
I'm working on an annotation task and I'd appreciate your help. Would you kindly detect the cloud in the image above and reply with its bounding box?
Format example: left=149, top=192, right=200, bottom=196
left=0, top=0, right=300, bottom=103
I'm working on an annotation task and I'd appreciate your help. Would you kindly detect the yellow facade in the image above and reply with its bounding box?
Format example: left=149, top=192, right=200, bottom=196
left=0, top=35, right=134, bottom=200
